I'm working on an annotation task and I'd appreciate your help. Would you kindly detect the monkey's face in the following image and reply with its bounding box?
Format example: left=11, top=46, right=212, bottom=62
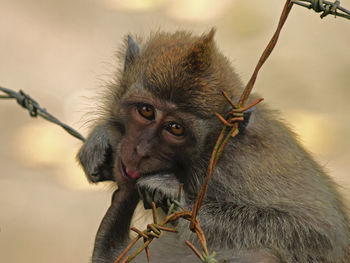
left=97, top=30, right=241, bottom=189
left=106, top=30, right=232, bottom=187
left=115, top=87, right=200, bottom=184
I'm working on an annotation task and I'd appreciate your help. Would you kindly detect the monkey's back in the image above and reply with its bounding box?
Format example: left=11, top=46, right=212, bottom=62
left=200, top=102, right=350, bottom=262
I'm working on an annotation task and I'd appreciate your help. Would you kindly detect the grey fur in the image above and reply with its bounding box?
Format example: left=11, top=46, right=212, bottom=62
left=78, top=30, right=350, bottom=263
left=78, top=122, right=115, bottom=182
left=124, top=35, right=140, bottom=71
left=136, top=173, right=184, bottom=210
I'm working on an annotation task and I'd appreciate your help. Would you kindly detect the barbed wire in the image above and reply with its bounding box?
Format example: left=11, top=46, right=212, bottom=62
left=292, top=0, right=350, bottom=19
left=0, top=86, right=85, bottom=142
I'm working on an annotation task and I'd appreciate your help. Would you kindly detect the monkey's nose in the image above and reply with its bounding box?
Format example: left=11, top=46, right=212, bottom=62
left=135, top=141, right=151, bottom=158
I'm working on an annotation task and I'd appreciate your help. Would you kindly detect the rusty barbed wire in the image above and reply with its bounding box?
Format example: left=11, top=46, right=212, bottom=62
left=0, top=86, right=85, bottom=142
left=114, top=199, right=217, bottom=263
left=292, top=0, right=350, bottom=19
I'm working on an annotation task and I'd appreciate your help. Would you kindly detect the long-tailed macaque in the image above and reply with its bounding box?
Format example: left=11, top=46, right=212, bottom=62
left=78, top=29, right=350, bottom=263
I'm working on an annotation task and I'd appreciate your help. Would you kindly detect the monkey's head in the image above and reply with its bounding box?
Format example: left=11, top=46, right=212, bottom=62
left=100, top=29, right=244, bottom=191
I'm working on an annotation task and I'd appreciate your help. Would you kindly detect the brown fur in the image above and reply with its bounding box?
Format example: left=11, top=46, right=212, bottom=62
left=78, top=30, right=350, bottom=263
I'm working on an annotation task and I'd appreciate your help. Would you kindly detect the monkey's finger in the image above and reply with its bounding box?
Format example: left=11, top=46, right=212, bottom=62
left=158, top=197, right=172, bottom=213
left=153, top=189, right=165, bottom=207
left=137, top=187, right=148, bottom=208
left=139, top=187, right=153, bottom=209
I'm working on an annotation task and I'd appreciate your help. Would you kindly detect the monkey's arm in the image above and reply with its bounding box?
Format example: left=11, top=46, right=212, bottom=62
left=92, top=186, right=139, bottom=263
left=79, top=122, right=143, bottom=262
left=78, top=122, right=117, bottom=182
left=197, top=200, right=329, bottom=261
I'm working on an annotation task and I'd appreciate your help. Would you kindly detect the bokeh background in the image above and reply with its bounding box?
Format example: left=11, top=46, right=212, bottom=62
left=0, top=0, right=349, bottom=262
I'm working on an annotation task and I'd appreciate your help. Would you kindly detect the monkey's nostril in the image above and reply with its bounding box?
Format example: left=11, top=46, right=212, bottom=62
left=135, top=143, right=151, bottom=158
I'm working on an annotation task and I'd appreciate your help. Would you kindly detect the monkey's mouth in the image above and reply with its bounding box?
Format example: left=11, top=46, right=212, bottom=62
left=119, top=159, right=173, bottom=181
left=119, top=160, right=142, bottom=180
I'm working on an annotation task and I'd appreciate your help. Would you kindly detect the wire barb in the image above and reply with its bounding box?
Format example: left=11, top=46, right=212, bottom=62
left=0, top=86, right=85, bottom=142
left=292, top=0, right=350, bottom=19
left=145, top=246, right=151, bottom=262
left=130, top=227, right=148, bottom=239
left=151, top=202, right=157, bottom=224
left=185, top=241, right=204, bottom=261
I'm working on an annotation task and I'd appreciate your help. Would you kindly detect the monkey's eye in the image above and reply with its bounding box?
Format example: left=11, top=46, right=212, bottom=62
left=137, top=104, right=155, bottom=120
left=165, top=122, right=185, bottom=136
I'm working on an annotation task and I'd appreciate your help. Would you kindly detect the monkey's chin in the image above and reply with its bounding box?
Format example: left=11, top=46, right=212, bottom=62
left=119, top=159, right=141, bottom=180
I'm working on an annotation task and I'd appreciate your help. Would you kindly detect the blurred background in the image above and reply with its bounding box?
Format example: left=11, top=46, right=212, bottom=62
left=0, top=0, right=349, bottom=262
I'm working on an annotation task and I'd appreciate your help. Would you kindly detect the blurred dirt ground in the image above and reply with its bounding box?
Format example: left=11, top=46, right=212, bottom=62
left=0, top=0, right=349, bottom=262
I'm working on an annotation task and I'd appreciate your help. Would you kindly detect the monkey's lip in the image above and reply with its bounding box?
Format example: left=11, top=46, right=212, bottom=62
left=119, top=160, right=172, bottom=180
left=119, top=160, right=141, bottom=180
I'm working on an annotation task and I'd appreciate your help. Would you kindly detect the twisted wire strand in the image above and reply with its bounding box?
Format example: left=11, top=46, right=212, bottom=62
left=292, top=0, right=350, bottom=19
left=0, top=86, right=85, bottom=142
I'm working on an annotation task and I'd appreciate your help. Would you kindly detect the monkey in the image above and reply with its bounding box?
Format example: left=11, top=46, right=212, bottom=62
left=78, top=29, right=350, bottom=263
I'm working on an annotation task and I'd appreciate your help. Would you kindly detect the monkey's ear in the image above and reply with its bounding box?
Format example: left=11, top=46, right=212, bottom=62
left=124, top=35, right=140, bottom=70
left=184, top=28, right=216, bottom=73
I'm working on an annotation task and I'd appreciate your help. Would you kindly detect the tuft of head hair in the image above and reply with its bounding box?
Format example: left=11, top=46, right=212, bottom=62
left=184, top=28, right=216, bottom=73
left=114, top=29, right=244, bottom=118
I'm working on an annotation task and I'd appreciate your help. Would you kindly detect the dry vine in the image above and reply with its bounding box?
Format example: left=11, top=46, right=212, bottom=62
left=113, top=1, right=295, bottom=262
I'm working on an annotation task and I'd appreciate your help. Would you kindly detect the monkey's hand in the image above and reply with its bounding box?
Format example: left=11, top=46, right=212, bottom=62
left=78, top=123, right=115, bottom=183
left=136, top=174, right=184, bottom=212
